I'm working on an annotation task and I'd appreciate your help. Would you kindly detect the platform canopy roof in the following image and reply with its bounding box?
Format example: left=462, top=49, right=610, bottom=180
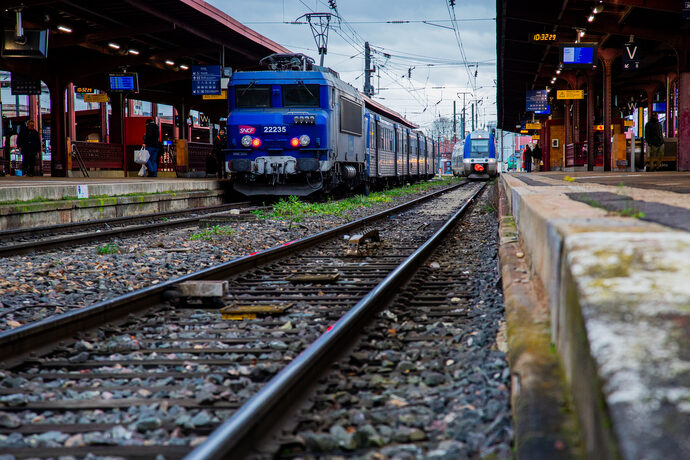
left=497, top=0, right=685, bottom=130
left=0, top=0, right=290, bottom=110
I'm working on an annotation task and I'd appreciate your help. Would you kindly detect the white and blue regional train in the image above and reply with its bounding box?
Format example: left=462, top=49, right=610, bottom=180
left=451, top=130, right=498, bottom=179
left=225, top=53, right=435, bottom=196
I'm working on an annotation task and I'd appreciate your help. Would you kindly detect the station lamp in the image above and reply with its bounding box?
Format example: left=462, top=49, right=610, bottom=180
left=108, top=42, right=120, bottom=49
left=57, top=25, right=72, bottom=33
left=128, top=49, right=140, bottom=55
left=165, top=60, right=175, bottom=66
left=179, top=64, right=189, bottom=70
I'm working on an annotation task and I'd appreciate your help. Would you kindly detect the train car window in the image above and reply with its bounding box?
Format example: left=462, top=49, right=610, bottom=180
left=469, top=138, right=491, bottom=158
left=340, top=97, right=363, bottom=136
left=235, top=85, right=271, bottom=108
left=282, top=84, right=320, bottom=107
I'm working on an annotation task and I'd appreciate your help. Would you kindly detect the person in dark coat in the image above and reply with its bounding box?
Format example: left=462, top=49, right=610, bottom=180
left=213, top=127, right=227, bottom=179
left=531, top=143, right=542, bottom=172
left=644, top=113, right=664, bottom=171
left=17, top=120, right=41, bottom=176
left=522, top=144, right=532, bottom=172
left=142, top=119, right=161, bottom=177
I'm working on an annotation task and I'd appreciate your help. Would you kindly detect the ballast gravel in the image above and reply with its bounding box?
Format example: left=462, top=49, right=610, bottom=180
left=0, top=181, right=462, bottom=331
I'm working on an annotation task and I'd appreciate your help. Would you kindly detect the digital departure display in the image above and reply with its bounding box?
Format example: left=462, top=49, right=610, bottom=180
left=653, top=102, right=666, bottom=113
left=561, top=44, right=597, bottom=68
left=108, top=73, right=139, bottom=92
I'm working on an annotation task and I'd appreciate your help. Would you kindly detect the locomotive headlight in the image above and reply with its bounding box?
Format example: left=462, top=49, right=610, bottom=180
left=251, top=138, right=262, bottom=148
left=241, top=135, right=252, bottom=147
left=299, top=134, right=310, bottom=147
left=463, top=158, right=471, bottom=163
left=488, top=158, right=496, bottom=163
left=290, top=137, right=300, bottom=148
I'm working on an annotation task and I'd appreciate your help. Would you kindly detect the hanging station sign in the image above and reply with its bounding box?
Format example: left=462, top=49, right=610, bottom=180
left=526, top=122, right=542, bottom=130
left=525, top=90, right=549, bottom=112
left=557, top=90, right=584, bottom=100
left=622, top=42, right=640, bottom=70
left=84, top=93, right=109, bottom=103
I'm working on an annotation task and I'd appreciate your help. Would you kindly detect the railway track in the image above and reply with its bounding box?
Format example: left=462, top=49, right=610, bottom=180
left=0, top=202, right=262, bottom=257
left=0, top=181, right=488, bottom=459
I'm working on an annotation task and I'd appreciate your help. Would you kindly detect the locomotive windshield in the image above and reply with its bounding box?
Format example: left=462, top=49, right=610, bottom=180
left=282, top=84, right=320, bottom=107
left=469, top=138, right=490, bottom=158
left=236, top=85, right=271, bottom=108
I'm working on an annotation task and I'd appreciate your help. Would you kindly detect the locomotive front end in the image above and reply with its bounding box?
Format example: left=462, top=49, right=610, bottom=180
left=227, top=71, right=331, bottom=196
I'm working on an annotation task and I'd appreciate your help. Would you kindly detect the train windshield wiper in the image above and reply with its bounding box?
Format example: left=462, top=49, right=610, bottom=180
left=239, top=81, right=256, bottom=97
left=297, top=80, right=315, bottom=99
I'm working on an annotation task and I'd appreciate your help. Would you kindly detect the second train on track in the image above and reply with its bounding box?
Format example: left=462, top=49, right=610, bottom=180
left=224, top=53, right=436, bottom=197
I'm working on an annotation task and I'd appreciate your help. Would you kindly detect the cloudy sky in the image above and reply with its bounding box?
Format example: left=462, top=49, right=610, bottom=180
left=207, top=0, right=496, bottom=134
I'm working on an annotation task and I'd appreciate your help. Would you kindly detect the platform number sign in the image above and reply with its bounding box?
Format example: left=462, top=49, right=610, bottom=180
left=622, top=42, right=640, bottom=70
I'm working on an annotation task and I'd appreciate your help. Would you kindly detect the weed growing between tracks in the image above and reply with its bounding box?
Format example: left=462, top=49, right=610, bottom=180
left=190, top=225, right=235, bottom=241
left=96, top=243, right=120, bottom=255
left=251, top=177, right=462, bottom=222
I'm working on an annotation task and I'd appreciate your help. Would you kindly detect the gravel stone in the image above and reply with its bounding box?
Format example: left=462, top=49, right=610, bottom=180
left=0, top=412, right=21, bottom=428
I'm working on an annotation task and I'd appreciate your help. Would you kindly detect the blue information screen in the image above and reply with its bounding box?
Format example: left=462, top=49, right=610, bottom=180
left=109, top=74, right=138, bottom=92
left=563, top=46, right=594, bottom=65
left=526, top=90, right=549, bottom=112
left=192, top=65, right=222, bottom=95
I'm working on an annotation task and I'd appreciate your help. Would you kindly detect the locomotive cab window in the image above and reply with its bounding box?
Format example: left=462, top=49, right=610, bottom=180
left=283, top=84, right=320, bottom=107
left=469, top=138, right=490, bottom=158
left=235, top=85, right=271, bottom=108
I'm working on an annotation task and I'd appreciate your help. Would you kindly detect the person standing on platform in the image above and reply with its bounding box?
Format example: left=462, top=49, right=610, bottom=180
left=531, top=143, right=542, bottom=172
left=644, top=113, right=664, bottom=171
left=142, top=119, right=161, bottom=177
left=523, top=144, right=532, bottom=172
left=17, top=120, right=41, bottom=177
left=213, top=127, right=228, bottom=179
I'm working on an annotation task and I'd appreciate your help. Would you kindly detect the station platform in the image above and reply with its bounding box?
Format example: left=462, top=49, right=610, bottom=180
left=498, top=171, right=690, bottom=459
left=0, top=176, right=227, bottom=230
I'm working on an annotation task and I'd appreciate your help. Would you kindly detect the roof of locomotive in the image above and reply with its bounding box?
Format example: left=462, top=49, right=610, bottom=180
left=229, top=68, right=362, bottom=101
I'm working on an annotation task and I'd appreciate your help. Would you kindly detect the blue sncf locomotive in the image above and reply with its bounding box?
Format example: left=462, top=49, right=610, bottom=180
left=226, top=53, right=435, bottom=196
left=451, top=129, right=498, bottom=179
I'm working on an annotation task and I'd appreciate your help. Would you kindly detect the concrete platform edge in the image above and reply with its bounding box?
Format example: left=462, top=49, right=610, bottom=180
left=0, top=189, right=225, bottom=230
left=497, top=181, right=583, bottom=459
left=499, top=173, right=690, bottom=460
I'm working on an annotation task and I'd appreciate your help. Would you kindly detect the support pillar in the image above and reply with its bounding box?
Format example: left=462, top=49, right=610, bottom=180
left=587, top=74, right=595, bottom=170
left=574, top=100, right=581, bottom=143
left=127, top=98, right=134, bottom=117
left=29, top=95, right=41, bottom=174
left=66, top=83, right=76, bottom=142
left=49, top=78, right=67, bottom=177
left=29, top=95, right=39, bottom=127
left=173, top=107, right=180, bottom=140
left=100, top=90, right=108, bottom=143
left=600, top=50, right=619, bottom=171
left=678, top=72, right=690, bottom=170
left=565, top=102, right=572, bottom=145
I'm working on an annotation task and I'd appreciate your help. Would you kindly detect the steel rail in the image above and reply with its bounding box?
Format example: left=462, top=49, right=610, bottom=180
left=0, top=182, right=465, bottom=367
left=184, top=182, right=486, bottom=460
left=0, top=204, right=261, bottom=258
